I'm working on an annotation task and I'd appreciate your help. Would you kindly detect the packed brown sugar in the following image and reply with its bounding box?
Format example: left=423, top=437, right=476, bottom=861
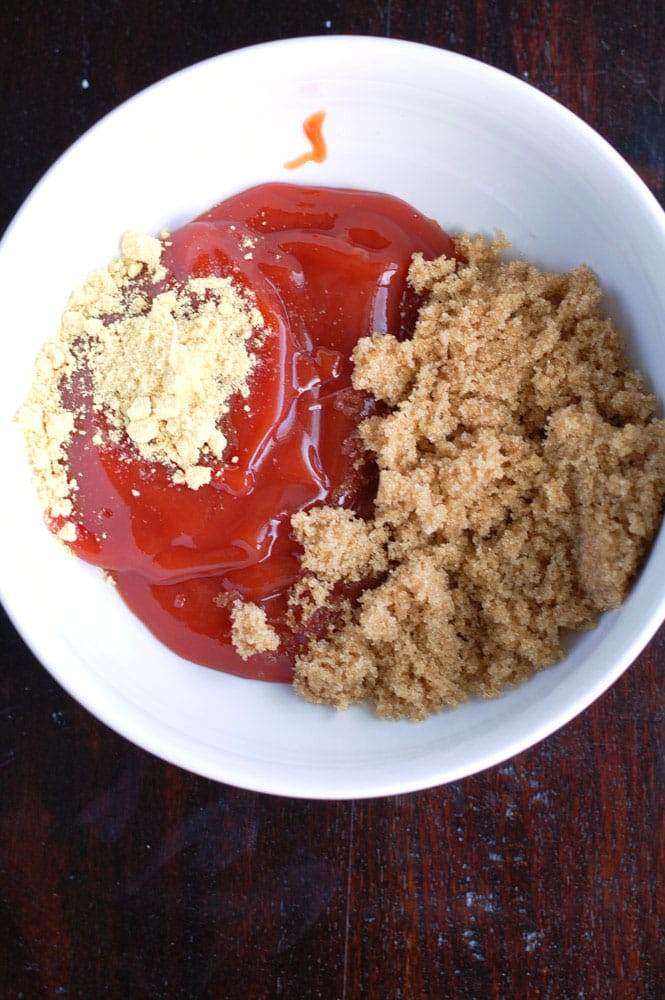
left=289, top=235, right=665, bottom=720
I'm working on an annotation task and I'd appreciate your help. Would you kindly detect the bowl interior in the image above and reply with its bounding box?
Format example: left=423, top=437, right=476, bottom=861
left=2, top=37, right=665, bottom=797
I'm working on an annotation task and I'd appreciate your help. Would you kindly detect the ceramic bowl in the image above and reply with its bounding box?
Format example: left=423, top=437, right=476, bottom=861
left=1, top=36, right=664, bottom=797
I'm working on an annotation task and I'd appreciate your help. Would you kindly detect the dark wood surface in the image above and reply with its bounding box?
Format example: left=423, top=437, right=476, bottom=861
left=2, top=3, right=664, bottom=998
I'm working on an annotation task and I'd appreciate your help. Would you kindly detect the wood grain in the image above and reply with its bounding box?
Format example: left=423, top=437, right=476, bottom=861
left=1, top=2, right=664, bottom=997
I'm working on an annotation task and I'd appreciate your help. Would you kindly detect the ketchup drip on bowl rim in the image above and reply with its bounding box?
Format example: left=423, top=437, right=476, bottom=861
left=52, top=183, right=453, bottom=681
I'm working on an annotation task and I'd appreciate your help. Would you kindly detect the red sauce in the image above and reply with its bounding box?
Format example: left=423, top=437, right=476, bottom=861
left=284, top=111, right=328, bottom=169
left=61, top=183, right=452, bottom=681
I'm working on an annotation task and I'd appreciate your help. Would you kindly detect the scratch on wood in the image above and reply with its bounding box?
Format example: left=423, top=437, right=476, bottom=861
left=385, top=0, right=393, bottom=36
left=341, top=801, right=355, bottom=1000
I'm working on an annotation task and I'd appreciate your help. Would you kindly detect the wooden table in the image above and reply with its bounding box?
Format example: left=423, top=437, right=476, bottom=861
left=2, top=3, right=663, bottom=997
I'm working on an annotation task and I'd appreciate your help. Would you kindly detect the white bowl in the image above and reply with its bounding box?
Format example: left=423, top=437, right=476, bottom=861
left=1, top=37, right=664, bottom=798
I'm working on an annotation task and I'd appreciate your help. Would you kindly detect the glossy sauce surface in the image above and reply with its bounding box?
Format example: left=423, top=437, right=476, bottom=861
left=61, top=184, right=452, bottom=680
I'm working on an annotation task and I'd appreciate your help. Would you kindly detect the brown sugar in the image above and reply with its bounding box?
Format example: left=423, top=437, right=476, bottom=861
left=291, top=507, right=389, bottom=583
left=231, top=601, right=280, bottom=659
left=291, top=235, right=665, bottom=719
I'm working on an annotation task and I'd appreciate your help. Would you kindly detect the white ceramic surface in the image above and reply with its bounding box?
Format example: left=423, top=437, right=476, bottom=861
left=1, top=37, right=664, bottom=798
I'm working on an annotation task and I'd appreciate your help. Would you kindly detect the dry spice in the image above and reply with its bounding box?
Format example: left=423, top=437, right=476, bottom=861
left=18, top=231, right=264, bottom=529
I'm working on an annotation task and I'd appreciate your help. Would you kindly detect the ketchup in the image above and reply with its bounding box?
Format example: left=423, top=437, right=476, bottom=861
left=284, top=111, right=328, bottom=169
left=62, top=184, right=453, bottom=680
